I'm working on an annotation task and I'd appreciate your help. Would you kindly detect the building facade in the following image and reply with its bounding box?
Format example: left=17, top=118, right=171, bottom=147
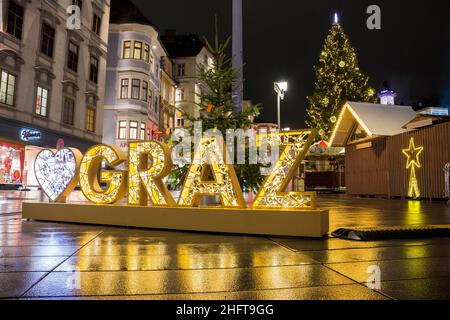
left=102, top=0, right=167, bottom=150
left=159, top=55, right=176, bottom=139
left=161, top=32, right=213, bottom=128
left=0, top=0, right=110, bottom=187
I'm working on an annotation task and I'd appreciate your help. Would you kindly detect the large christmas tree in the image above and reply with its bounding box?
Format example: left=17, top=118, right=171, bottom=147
left=307, top=22, right=376, bottom=140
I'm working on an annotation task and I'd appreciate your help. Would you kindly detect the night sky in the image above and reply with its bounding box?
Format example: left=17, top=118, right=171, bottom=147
left=131, top=0, right=450, bottom=128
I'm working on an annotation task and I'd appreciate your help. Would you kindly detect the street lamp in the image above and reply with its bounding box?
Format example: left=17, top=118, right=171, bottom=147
left=274, top=81, right=288, bottom=129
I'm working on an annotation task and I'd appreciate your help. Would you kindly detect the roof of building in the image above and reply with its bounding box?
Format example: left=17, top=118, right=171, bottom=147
left=329, top=102, right=417, bottom=147
left=110, top=0, right=154, bottom=27
left=403, top=113, right=450, bottom=130
left=161, top=33, right=206, bottom=58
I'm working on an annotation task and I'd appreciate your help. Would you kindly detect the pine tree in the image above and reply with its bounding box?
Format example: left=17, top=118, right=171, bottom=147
left=307, top=23, right=376, bottom=140
left=168, top=18, right=264, bottom=194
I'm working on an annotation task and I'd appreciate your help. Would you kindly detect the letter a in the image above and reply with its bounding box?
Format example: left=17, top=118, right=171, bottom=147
left=366, top=5, right=381, bottom=30
left=178, top=136, right=246, bottom=208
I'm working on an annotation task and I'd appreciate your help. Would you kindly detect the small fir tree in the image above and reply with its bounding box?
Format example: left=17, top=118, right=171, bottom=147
left=169, top=19, right=263, bottom=194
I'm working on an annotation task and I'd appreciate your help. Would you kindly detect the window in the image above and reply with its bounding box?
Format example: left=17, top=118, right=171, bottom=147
left=120, top=79, right=129, bottom=99
left=118, top=120, right=127, bottom=139
left=170, top=87, right=175, bottom=104
left=0, top=70, right=16, bottom=106
left=176, top=118, right=185, bottom=128
left=86, top=108, right=96, bottom=132
left=150, top=54, right=154, bottom=72
left=140, top=123, right=146, bottom=140
left=154, top=96, right=158, bottom=113
left=142, top=81, right=148, bottom=101
left=133, top=41, right=142, bottom=60
left=67, top=41, right=79, bottom=72
left=123, top=41, right=131, bottom=59
left=6, top=1, right=24, bottom=40
left=164, top=83, right=169, bottom=102
left=176, top=88, right=185, bottom=102
left=177, top=64, right=185, bottom=77
left=35, top=86, right=49, bottom=117
left=62, top=98, right=75, bottom=125
left=72, top=0, right=83, bottom=11
left=129, top=121, right=138, bottom=140
left=131, top=79, right=140, bottom=100
left=350, top=124, right=368, bottom=142
left=149, top=90, right=153, bottom=107
left=40, top=23, right=55, bottom=58
left=89, top=55, right=99, bottom=83
left=144, top=44, right=150, bottom=63
left=92, top=13, right=101, bottom=35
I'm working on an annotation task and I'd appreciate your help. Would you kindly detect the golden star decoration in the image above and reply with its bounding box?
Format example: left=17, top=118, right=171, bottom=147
left=402, top=138, right=423, bottom=169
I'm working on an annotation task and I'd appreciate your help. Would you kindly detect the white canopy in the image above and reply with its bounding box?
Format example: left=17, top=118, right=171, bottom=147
left=329, top=102, right=417, bottom=147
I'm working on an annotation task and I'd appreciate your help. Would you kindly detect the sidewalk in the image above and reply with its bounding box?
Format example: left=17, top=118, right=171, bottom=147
left=1, top=192, right=450, bottom=300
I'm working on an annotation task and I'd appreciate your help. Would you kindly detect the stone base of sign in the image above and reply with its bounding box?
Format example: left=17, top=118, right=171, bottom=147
left=22, top=202, right=329, bottom=238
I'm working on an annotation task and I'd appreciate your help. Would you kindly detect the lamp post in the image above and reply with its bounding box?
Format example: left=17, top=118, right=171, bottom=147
left=232, top=0, right=243, bottom=112
left=274, top=81, right=288, bottom=129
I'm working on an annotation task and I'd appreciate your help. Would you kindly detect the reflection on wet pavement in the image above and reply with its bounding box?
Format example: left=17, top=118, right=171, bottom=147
left=0, top=191, right=450, bottom=299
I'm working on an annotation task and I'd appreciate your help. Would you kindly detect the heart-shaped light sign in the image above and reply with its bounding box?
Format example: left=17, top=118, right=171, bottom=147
left=34, top=148, right=83, bottom=202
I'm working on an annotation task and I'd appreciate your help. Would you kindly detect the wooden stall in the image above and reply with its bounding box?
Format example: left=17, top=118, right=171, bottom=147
left=330, top=101, right=450, bottom=199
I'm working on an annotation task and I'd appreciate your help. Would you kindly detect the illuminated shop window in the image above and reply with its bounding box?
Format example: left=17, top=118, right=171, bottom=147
left=0, top=70, right=16, bottom=106
left=0, top=142, right=24, bottom=185
left=35, top=86, right=49, bottom=117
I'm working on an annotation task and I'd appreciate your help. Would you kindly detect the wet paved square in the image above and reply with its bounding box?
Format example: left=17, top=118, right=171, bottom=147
left=1, top=191, right=449, bottom=300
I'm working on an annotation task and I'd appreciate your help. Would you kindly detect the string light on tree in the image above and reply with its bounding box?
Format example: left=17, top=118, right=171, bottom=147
left=307, top=16, right=376, bottom=140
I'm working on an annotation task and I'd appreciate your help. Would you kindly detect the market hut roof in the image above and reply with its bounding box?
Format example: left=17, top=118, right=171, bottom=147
left=329, top=102, right=417, bottom=147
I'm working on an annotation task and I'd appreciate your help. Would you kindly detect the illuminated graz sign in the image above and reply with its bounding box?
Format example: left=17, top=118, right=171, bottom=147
left=34, top=130, right=317, bottom=210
